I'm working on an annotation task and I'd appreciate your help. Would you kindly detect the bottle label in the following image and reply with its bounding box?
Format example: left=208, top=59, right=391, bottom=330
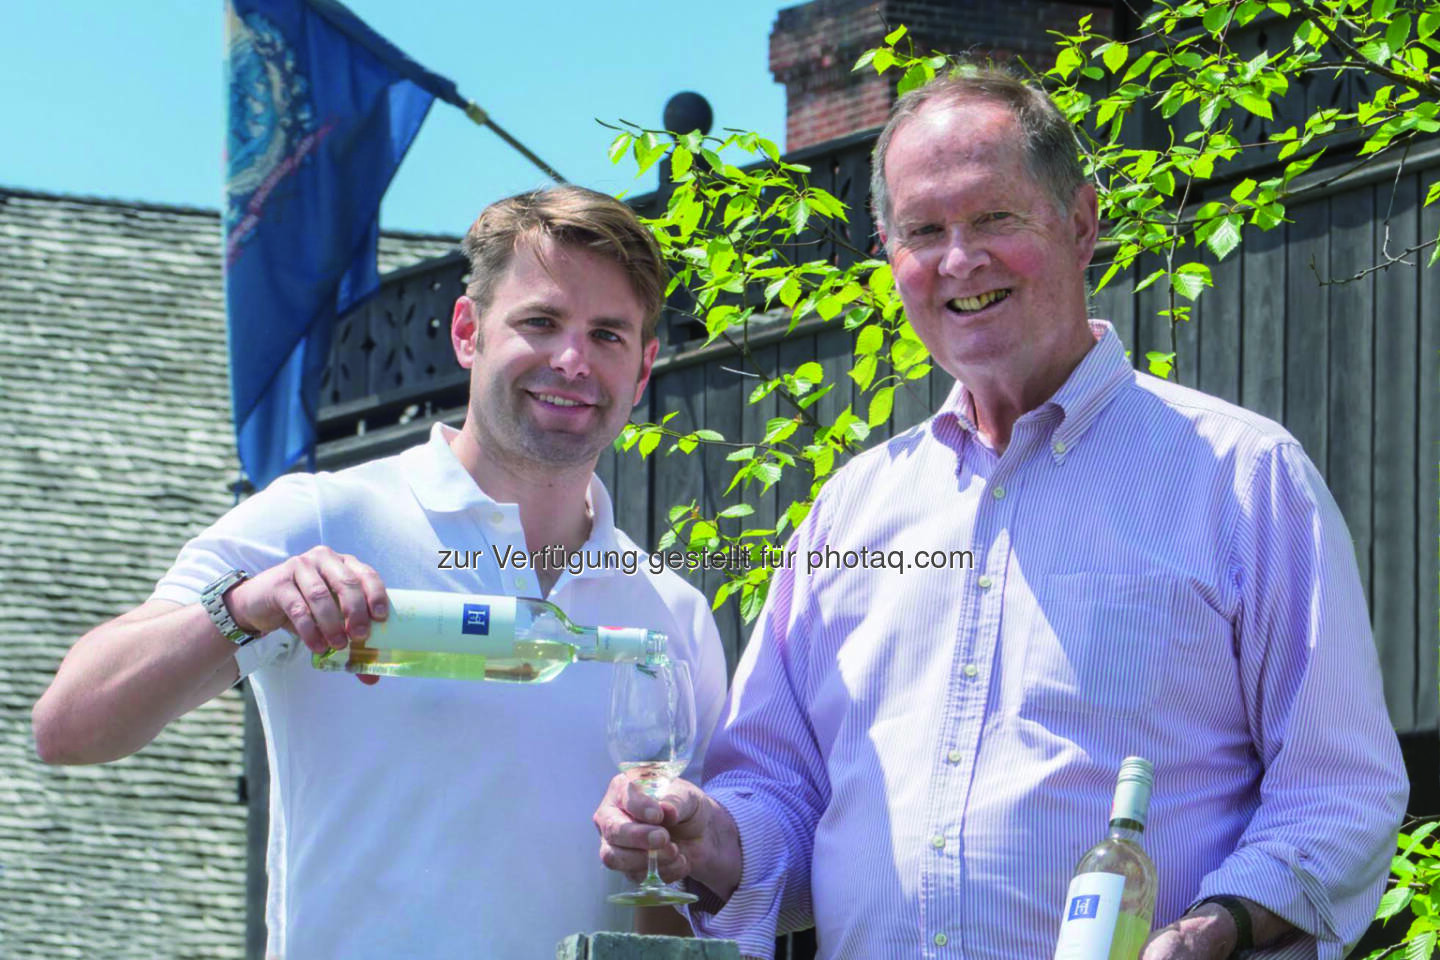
left=597, top=626, right=649, bottom=660
left=1053, top=872, right=1125, bottom=960
left=368, top=590, right=518, bottom=654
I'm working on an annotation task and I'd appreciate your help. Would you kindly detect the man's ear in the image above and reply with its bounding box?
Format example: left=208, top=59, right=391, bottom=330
left=632, top=336, right=661, bottom=406
left=451, top=296, right=479, bottom=369
left=1070, top=183, right=1100, bottom=269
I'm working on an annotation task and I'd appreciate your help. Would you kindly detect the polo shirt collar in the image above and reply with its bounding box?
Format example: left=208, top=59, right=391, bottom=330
left=401, top=423, right=621, bottom=552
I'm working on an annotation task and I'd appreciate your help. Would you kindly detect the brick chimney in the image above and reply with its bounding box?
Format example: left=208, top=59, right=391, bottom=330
left=769, top=0, right=1114, bottom=152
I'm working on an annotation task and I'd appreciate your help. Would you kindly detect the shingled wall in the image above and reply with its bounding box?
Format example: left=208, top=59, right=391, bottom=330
left=0, top=187, right=456, bottom=957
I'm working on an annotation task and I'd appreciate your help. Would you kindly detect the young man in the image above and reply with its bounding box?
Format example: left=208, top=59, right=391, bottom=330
left=594, top=73, right=1408, bottom=960
left=35, top=186, right=728, bottom=957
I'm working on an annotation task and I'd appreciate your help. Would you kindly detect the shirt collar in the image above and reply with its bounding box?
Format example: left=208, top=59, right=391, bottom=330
left=402, top=422, right=620, bottom=551
left=932, top=320, right=1134, bottom=459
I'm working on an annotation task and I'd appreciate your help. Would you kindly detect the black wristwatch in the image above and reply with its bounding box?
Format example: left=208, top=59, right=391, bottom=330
left=1200, top=895, right=1254, bottom=957
left=201, top=569, right=260, bottom=647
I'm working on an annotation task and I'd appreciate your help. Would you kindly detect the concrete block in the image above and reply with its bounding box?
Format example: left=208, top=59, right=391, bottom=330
left=556, top=931, right=742, bottom=959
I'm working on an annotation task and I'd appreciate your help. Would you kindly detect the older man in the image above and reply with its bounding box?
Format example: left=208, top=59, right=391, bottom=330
left=35, top=186, right=728, bottom=957
left=595, top=71, right=1408, bottom=959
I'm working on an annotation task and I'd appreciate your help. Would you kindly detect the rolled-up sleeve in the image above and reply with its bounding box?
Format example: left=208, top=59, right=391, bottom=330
left=1195, top=441, right=1409, bottom=957
left=690, top=507, right=833, bottom=959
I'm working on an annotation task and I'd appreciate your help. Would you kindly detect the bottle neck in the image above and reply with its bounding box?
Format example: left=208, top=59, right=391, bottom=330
left=1108, top=817, right=1145, bottom=843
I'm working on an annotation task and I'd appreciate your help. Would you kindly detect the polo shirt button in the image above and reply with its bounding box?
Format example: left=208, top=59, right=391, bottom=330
left=963, top=663, right=979, bottom=678
left=512, top=575, right=526, bottom=591
left=930, top=834, right=946, bottom=849
left=946, top=749, right=962, bottom=764
left=934, top=932, right=949, bottom=946
left=489, top=510, right=505, bottom=525
left=991, top=485, right=1005, bottom=500
left=977, top=575, right=993, bottom=589
left=1053, top=439, right=1067, bottom=455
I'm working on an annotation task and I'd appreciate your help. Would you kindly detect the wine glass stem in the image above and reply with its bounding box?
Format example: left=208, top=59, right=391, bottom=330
left=643, top=848, right=664, bottom=889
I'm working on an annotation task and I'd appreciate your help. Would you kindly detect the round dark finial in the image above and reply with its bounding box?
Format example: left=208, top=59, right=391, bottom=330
left=663, top=91, right=713, bottom=136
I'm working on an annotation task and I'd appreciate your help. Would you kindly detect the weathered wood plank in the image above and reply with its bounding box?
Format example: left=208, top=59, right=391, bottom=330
left=703, top=357, right=746, bottom=670
left=649, top=365, right=706, bottom=601
left=1198, top=243, right=1242, bottom=405
left=1284, top=198, right=1330, bottom=471
left=735, top=343, right=782, bottom=660
left=1326, top=184, right=1375, bottom=592
left=1416, top=187, right=1440, bottom=732
left=1240, top=220, right=1286, bottom=423
left=1089, top=256, right=1137, bottom=365
left=1371, top=173, right=1420, bottom=733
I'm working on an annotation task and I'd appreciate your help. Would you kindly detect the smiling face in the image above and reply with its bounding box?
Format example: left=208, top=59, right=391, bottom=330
left=452, top=236, right=658, bottom=475
left=882, top=97, right=1098, bottom=386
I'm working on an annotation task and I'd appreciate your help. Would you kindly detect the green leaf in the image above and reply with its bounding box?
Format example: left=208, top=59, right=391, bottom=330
left=638, top=430, right=662, bottom=458
left=753, top=461, right=782, bottom=488
left=868, top=263, right=894, bottom=297
left=855, top=324, right=884, bottom=356
left=1145, top=351, right=1175, bottom=379
left=1376, top=886, right=1415, bottom=921
left=850, top=354, right=878, bottom=389
left=671, top=146, right=693, bottom=179
left=1388, top=13, right=1412, bottom=53
left=1407, top=929, right=1437, bottom=960
left=1374, top=0, right=1397, bottom=21
left=873, top=48, right=895, bottom=74
left=726, top=445, right=756, bottom=462
left=1420, top=10, right=1440, bottom=40
left=1103, top=41, right=1129, bottom=73
left=1202, top=3, right=1231, bottom=33
left=885, top=24, right=907, bottom=44
left=1429, top=182, right=1440, bottom=207
left=1230, top=178, right=1257, bottom=202
left=656, top=528, right=678, bottom=552
left=853, top=48, right=877, bottom=71
left=1054, top=45, right=1083, bottom=79
left=793, top=361, right=824, bottom=383
left=1361, top=38, right=1394, bottom=64
left=1134, top=268, right=1168, bottom=293
left=693, top=429, right=724, bottom=443
left=897, top=62, right=930, bottom=96
left=608, top=133, right=634, bottom=166
left=718, top=504, right=755, bottom=520
left=1206, top=215, right=1244, bottom=260
left=867, top=386, right=895, bottom=427
left=1236, top=92, right=1274, bottom=120
left=1172, top=262, right=1213, bottom=300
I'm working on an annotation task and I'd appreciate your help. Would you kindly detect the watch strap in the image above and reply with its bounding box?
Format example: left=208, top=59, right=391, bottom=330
left=201, top=569, right=259, bottom=646
left=1200, top=895, right=1254, bottom=957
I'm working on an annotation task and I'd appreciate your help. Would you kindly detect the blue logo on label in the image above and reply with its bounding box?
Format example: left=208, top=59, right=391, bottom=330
left=1067, top=895, right=1101, bottom=920
left=461, top=603, right=490, bottom=635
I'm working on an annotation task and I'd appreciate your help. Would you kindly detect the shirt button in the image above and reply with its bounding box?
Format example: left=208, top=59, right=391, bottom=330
left=1053, top=439, right=1067, bottom=455
left=934, top=933, right=949, bottom=946
left=963, top=663, right=979, bottom=678
left=489, top=510, right=505, bottom=525
left=512, top=575, right=526, bottom=591
left=977, top=575, right=993, bottom=589
left=946, top=749, right=962, bottom=764
left=930, top=834, right=946, bottom=849
left=991, top=485, right=1005, bottom=500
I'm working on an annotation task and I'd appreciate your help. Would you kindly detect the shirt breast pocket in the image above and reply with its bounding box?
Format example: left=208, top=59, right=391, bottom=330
left=1018, top=572, right=1214, bottom=721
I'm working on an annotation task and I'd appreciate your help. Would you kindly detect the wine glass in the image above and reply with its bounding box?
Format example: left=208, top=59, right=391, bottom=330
left=605, top=658, right=699, bottom=906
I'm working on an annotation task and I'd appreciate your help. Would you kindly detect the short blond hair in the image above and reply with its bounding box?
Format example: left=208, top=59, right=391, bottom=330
left=460, top=186, right=666, bottom=341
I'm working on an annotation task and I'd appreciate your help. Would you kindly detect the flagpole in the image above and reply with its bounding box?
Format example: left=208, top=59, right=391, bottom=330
left=462, top=102, right=567, bottom=184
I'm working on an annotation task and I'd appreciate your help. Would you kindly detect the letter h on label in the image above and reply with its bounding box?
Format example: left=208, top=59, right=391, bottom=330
left=461, top=604, right=491, bottom=635
left=1067, top=895, right=1100, bottom=920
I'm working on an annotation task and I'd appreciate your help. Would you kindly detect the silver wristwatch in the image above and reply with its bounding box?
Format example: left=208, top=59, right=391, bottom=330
left=201, top=569, right=259, bottom=646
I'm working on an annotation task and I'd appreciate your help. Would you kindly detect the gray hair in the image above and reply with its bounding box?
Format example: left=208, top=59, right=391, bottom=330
left=870, top=67, right=1087, bottom=239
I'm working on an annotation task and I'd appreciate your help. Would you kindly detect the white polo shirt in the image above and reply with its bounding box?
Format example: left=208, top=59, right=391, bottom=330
left=154, top=423, right=728, bottom=959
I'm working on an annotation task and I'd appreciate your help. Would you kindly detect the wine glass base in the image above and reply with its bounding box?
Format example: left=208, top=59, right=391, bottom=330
left=608, top=886, right=699, bottom=906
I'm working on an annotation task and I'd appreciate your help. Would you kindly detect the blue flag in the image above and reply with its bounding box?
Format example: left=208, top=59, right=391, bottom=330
left=224, top=0, right=464, bottom=489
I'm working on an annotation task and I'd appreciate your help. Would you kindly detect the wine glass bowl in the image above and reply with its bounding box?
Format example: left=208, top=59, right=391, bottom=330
left=605, top=658, right=699, bottom=906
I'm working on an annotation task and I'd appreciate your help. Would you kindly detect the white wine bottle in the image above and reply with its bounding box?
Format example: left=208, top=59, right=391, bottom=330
left=1053, top=756, right=1158, bottom=960
left=311, top=589, right=666, bottom=683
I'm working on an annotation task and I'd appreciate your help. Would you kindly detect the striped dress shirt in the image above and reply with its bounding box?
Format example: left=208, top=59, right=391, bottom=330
left=692, top=322, right=1408, bottom=960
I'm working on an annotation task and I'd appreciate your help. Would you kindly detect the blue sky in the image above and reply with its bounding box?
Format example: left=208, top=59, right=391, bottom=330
left=1, top=1, right=794, bottom=235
